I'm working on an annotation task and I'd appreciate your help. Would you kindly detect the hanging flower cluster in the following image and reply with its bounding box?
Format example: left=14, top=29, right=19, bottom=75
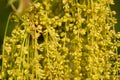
left=1, top=0, right=120, bottom=80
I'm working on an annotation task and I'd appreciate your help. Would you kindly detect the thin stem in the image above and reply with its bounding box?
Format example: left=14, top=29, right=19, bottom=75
left=2, top=13, right=12, bottom=76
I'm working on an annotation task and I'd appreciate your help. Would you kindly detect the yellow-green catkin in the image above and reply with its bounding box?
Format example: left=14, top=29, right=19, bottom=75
left=1, top=0, right=120, bottom=80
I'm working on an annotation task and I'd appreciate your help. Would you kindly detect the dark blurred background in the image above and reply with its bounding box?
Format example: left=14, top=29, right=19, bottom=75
left=111, top=0, right=120, bottom=32
left=0, top=0, right=12, bottom=47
